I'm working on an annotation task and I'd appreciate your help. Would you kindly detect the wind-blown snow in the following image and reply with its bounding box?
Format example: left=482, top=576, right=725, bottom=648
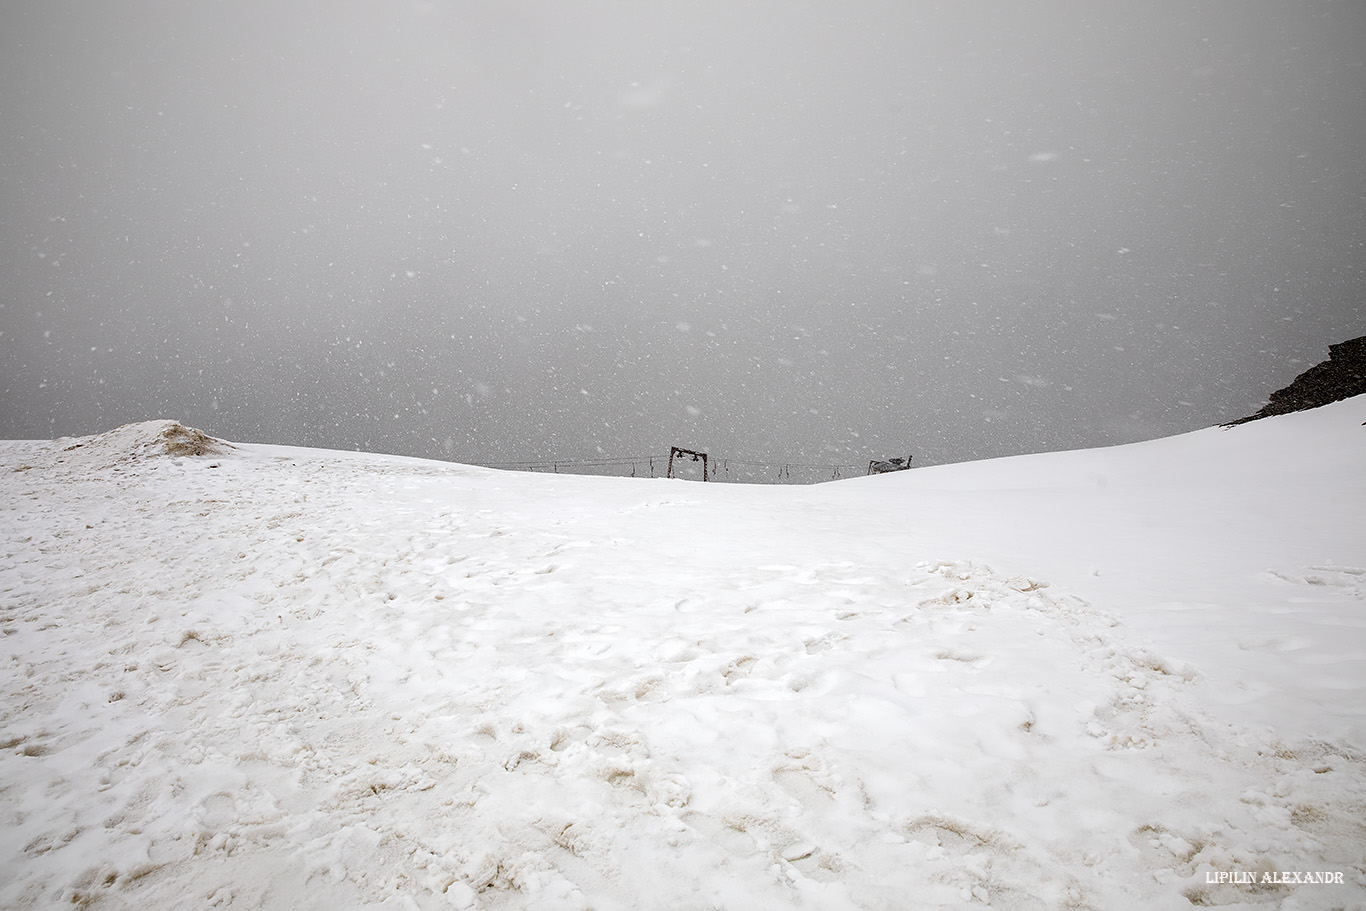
left=2, top=404, right=1364, bottom=909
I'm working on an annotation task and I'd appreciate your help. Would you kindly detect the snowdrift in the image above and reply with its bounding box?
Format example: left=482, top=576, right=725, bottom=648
left=2, top=400, right=1363, bottom=910
left=14, top=420, right=234, bottom=475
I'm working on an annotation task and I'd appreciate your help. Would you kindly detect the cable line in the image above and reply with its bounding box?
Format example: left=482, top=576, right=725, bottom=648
left=471, top=451, right=872, bottom=484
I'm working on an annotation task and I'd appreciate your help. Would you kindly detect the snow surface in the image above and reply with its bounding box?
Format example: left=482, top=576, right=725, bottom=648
left=2, top=401, right=1364, bottom=910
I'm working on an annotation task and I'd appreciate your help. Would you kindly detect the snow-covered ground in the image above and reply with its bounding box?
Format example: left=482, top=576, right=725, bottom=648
left=2, top=400, right=1364, bottom=910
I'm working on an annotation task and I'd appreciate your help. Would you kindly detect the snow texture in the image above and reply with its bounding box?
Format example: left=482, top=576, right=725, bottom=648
left=2, top=403, right=1365, bottom=910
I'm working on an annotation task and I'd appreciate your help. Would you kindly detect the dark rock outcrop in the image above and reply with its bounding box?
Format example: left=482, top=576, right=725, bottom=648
left=1225, top=335, right=1366, bottom=425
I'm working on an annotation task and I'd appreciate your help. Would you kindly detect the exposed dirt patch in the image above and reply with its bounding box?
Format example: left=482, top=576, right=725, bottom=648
left=157, top=423, right=228, bottom=457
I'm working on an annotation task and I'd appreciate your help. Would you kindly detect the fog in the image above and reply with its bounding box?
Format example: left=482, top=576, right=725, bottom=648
left=3, top=1, right=1363, bottom=476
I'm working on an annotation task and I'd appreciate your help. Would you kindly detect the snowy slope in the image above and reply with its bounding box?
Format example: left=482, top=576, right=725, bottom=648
left=2, top=402, right=1364, bottom=910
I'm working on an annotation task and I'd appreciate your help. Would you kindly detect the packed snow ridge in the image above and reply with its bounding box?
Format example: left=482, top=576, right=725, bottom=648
left=2, top=401, right=1364, bottom=910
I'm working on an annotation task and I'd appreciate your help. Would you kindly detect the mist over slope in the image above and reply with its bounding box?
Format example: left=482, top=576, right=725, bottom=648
left=2, top=400, right=1363, bottom=909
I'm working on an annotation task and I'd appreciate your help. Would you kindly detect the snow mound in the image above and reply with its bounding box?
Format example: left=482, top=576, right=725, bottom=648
left=31, top=420, right=233, bottom=473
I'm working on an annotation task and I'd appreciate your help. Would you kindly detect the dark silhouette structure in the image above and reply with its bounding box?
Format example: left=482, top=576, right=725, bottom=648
left=868, top=456, right=912, bottom=475
left=668, top=447, right=709, bottom=481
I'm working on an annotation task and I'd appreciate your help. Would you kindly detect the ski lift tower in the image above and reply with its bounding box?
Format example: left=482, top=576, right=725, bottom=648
left=668, top=447, right=709, bottom=481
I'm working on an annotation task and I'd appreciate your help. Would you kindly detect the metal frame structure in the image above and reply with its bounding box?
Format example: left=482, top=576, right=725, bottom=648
left=668, top=446, right=709, bottom=481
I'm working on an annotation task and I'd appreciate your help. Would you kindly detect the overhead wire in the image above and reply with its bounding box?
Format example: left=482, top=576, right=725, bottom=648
left=475, top=452, right=871, bottom=483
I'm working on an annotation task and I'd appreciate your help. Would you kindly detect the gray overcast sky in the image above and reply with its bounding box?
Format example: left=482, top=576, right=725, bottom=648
left=2, top=1, right=1363, bottom=476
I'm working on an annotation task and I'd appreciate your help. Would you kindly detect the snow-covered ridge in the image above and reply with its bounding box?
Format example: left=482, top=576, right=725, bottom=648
left=2, top=403, right=1364, bottom=909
